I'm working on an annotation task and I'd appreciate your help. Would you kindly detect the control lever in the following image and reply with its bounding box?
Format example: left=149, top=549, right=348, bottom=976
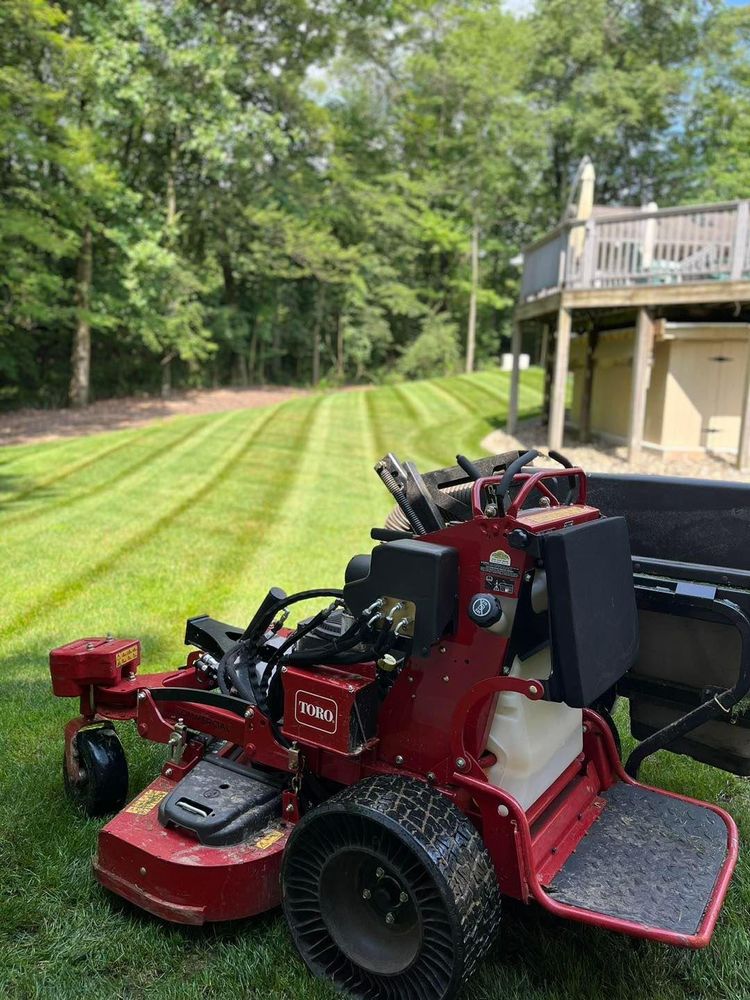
left=456, top=454, right=483, bottom=481
left=240, top=586, right=287, bottom=648
left=496, top=450, right=539, bottom=512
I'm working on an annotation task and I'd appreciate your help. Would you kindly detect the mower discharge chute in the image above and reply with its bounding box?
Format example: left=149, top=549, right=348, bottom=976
left=50, top=451, right=740, bottom=1000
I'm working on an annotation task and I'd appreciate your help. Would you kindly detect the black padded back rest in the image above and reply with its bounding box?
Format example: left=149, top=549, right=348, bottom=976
left=543, top=516, right=639, bottom=708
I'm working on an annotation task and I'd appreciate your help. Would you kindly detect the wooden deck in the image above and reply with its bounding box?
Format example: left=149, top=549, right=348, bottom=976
left=510, top=199, right=750, bottom=469
left=517, top=200, right=750, bottom=320
left=517, top=279, right=750, bottom=320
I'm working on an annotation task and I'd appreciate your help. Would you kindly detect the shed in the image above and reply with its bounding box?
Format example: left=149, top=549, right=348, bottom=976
left=569, top=322, right=750, bottom=456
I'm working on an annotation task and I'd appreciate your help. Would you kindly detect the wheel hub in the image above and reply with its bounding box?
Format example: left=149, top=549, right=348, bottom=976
left=319, top=847, right=422, bottom=975
left=362, top=867, right=411, bottom=924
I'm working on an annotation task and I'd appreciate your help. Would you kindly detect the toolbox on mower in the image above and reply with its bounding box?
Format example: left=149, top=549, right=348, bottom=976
left=50, top=448, right=741, bottom=1000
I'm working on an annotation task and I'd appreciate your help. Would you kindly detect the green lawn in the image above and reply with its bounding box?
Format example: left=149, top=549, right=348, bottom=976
left=1, top=369, right=749, bottom=1000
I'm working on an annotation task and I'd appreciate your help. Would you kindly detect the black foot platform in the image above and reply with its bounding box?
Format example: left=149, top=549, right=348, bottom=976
left=548, top=783, right=728, bottom=934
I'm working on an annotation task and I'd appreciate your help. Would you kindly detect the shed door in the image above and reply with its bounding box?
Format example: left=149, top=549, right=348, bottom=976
left=704, top=339, right=748, bottom=452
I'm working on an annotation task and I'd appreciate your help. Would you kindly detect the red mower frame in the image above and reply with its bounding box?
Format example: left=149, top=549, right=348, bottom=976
left=51, top=455, right=740, bottom=964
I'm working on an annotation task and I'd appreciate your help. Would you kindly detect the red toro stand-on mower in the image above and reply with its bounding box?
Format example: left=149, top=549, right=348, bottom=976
left=51, top=449, right=742, bottom=1000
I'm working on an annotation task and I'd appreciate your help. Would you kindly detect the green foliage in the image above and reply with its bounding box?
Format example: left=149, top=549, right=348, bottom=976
left=527, top=0, right=718, bottom=207
left=682, top=5, right=750, bottom=201
left=0, top=0, right=736, bottom=406
left=397, top=311, right=461, bottom=379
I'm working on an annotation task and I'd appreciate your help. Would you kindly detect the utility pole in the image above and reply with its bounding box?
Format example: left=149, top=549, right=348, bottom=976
left=465, top=221, right=479, bottom=373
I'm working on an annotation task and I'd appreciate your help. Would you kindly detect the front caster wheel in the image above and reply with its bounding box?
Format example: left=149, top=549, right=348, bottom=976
left=282, top=775, right=501, bottom=1000
left=63, top=725, right=128, bottom=817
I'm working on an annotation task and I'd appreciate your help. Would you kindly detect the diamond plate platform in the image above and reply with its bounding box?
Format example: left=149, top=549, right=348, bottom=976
left=548, top=783, right=728, bottom=934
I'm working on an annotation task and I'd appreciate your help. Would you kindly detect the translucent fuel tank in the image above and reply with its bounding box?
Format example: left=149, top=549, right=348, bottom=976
left=484, top=646, right=582, bottom=812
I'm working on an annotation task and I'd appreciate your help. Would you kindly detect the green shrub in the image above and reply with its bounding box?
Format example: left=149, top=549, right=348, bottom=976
left=396, top=312, right=461, bottom=380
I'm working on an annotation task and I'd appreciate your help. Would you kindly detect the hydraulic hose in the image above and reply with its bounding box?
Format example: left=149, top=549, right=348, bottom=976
left=241, top=587, right=343, bottom=649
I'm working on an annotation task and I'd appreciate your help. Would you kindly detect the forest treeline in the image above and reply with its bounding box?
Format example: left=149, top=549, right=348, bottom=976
left=2, top=0, right=749, bottom=408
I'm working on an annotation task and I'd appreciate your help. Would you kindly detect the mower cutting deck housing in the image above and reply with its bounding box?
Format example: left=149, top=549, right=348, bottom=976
left=50, top=449, right=739, bottom=1000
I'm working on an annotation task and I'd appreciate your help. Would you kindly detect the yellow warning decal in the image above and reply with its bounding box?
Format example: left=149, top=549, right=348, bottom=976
left=116, top=645, right=139, bottom=668
left=255, top=830, right=285, bottom=851
left=126, top=789, right=167, bottom=815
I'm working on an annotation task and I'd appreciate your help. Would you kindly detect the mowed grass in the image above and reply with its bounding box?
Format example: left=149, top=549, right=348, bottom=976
left=1, top=368, right=749, bottom=1000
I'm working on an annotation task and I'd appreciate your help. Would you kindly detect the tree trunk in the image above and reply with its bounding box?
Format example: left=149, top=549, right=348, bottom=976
left=465, top=222, right=479, bottom=374
left=69, top=224, right=93, bottom=408
left=220, top=252, right=236, bottom=305
left=272, top=321, right=282, bottom=382
left=336, top=310, right=344, bottom=381
left=248, top=328, right=258, bottom=384
left=235, top=353, right=248, bottom=387
left=160, top=353, right=175, bottom=399
left=311, top=283, right=325, bottom=386
left=258, top=337, right=266, bottom=385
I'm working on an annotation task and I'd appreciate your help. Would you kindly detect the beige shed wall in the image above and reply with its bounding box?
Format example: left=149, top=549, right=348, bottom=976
left=570, top=323, right=749, bottom=453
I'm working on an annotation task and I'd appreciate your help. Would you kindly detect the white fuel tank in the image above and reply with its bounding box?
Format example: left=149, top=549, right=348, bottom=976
left=484, top=646, right=582, bottom=811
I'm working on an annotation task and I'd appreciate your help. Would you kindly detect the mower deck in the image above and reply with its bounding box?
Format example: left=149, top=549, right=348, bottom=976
left=94, top=776, right=290, bottom=925
left=546, top=783, right=732, bottom=942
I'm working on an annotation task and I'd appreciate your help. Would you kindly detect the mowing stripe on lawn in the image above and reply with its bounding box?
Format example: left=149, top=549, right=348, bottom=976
left=0, top=416, right=221, bottom=530
left=423, top=377, right=482, bottom=419
left=222, top=392, right=371, bottom=604
left=24, top=395, right=334, bottom=667
left=388, top=383, right=424, bottom=428
left=0, top=410, right=245, bottom=562
left=448, top=372, right=511, bottom=410
left=0, top=424, right=163, bottom=506
left=0, top=404, right=294, bottom=643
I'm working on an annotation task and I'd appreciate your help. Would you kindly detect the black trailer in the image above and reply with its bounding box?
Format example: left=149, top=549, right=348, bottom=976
left=586, top=474, right=750, bottom=776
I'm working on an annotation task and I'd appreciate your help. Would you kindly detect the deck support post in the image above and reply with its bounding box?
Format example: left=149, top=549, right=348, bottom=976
left=548, top=305, right=572, bottom=451
left=738, top=341, right=750, bottom=471
left=539, top=323, right=549, bottom=371
left=579, top=328, right=598, bottom=443
left=627, top=308, right=654, bottom=463
left=507, top=319, right=522, bottom=434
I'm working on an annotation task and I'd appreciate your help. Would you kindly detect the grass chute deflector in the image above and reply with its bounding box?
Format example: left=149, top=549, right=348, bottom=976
left=50, top=449, right=742, bottom=1000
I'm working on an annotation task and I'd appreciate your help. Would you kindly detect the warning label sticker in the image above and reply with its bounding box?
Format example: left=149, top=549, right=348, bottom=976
left=480, top=560, right=519, bottom=580
left=116, top=645, right=139, bottom=668
left=482, top=573, right=515, bottom=596
left=125, top=789, right=167, bottom=815
left=255, top=829, right=285, bottom=851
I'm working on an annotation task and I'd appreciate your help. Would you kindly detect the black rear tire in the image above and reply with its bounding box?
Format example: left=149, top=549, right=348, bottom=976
left=63, top=725, right=128, bottom=817
left=282, top=774, right=501, bottom=1000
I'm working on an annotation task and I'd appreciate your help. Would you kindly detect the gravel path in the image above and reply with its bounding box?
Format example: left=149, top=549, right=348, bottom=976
left=0, top=385, right=307, bottom=447
left=482, top=419, right=749, bottom=482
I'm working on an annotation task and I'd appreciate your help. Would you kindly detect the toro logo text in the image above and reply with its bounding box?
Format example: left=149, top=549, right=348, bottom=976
left=294, top=690, right=339, bottom=735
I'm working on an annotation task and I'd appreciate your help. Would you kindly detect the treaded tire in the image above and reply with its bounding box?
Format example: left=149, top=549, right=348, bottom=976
left=282, top=774, right=501, bottom=1000
left=63, top=725, right=128, bottom=817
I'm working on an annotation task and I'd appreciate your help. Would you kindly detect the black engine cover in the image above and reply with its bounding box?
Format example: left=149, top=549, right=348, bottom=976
left=344, top=539, right=458, bottom=655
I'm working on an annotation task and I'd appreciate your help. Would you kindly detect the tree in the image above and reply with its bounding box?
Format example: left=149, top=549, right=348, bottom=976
left=682, top=4, right=750, bottom=201
left=0, top=1, right=81, bottom=404
left=526, top=0, right=720, bottom=210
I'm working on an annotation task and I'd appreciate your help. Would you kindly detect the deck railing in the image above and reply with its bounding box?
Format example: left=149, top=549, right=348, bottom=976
left=519, top=200, right=750, bottom=302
